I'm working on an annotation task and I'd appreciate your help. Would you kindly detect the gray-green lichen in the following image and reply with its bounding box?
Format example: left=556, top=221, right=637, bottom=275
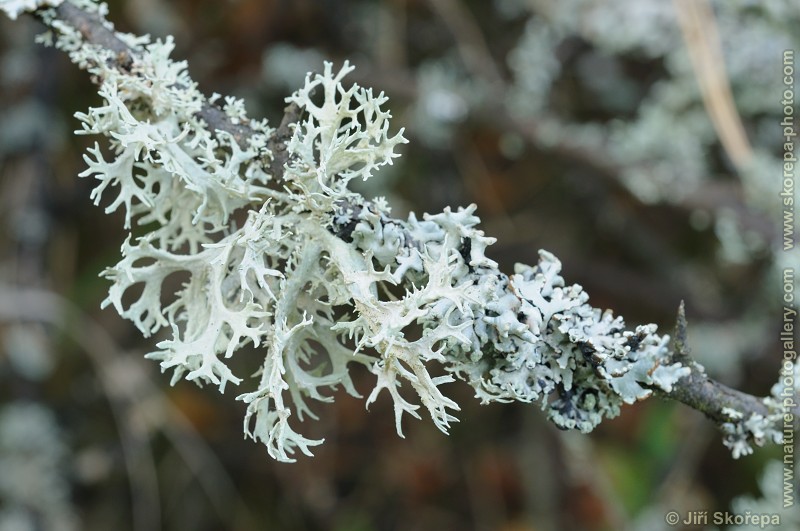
left=7, top=0, right=787, bottom=462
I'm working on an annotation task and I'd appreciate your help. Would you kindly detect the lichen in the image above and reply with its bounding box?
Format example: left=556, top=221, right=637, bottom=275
left=23, top=1, right=777, bottom=463
left=65, top=42, right=691, bottom=460
left=0, top=0, right=62, bottom=20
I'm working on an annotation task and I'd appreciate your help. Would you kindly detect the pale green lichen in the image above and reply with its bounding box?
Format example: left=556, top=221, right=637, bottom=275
left=22, top=1, right=787, bottom=463
left=54, top=26, right=689, bottom=461
left=0, top=0, right=62, bottom=20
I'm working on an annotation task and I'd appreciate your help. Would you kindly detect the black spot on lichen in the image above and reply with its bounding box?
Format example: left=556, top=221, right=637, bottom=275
left=624, top=333, right=645, bottom=352
left=577, top=341, right=600, bottom=367
left=333, top=218, right=359, bottom=243
left=458, top=237, right=474, bottom=273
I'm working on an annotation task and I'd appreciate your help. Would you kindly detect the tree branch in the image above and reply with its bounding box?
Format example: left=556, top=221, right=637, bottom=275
left=38, top=1, right=304, bottom=181
left=24, top=0, right=797, bottom=452
left=658, top=303, right=798, bottom=429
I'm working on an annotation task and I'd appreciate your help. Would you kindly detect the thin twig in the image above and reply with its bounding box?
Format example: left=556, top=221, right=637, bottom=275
left=0, top=286, right=162, bottom=531
left=425, top=0, right=504, bottom=88
left=657, top=304, right=799, bottom=426
left=44, top=2, right=261, bottom=146
left=674, top=0, right=753, bottom=170
left=0, top=286, right=258, bottom=530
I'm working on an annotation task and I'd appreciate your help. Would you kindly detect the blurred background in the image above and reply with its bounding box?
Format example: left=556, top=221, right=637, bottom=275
left=0, top=0, right=797, bottom=530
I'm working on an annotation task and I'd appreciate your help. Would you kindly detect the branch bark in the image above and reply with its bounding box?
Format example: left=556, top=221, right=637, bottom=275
left=40, top=1, right=303, bottom=180
left=658, top=303, right=799, bottom=427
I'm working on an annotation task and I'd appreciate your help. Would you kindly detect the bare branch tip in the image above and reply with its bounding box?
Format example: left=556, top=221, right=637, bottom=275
left=672, top=300, right=691, bottom=360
